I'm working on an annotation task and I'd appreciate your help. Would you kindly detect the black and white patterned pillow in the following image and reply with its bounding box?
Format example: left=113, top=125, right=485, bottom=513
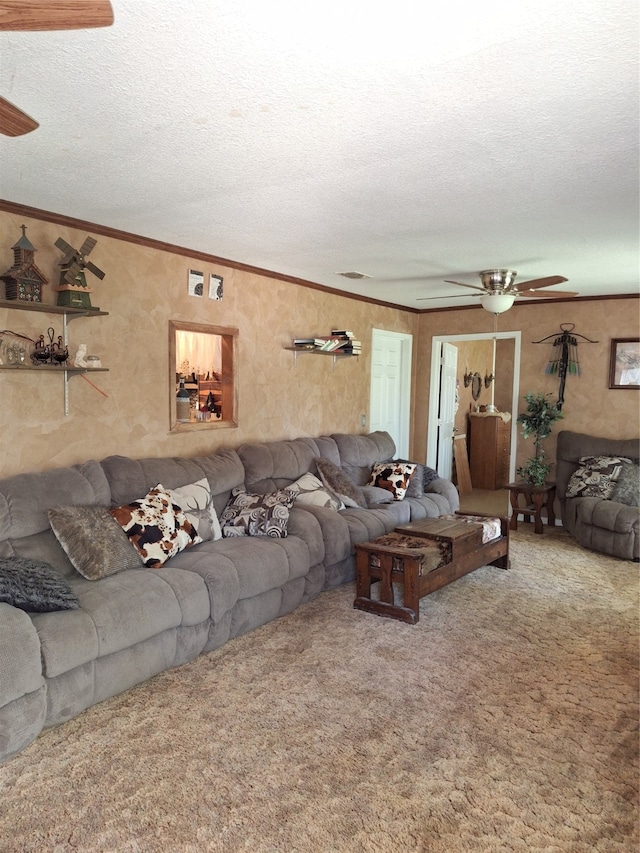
left=220, top=487, right=295, bottom=537
left=0, top=556, right=79, bottom=612
left=566, top=455, right=632, bottom=499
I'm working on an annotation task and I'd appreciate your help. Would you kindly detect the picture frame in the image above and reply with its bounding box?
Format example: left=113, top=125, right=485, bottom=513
left=608, top=338, right=640, bottom=389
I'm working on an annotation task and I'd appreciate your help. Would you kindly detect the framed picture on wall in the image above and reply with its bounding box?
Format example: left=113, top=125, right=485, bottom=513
left=608, top=338, right=640, bottom=389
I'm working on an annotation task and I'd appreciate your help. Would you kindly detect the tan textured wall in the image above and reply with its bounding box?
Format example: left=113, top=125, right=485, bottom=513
left=0, top=210, right=418, bottom=478
left=2, top=209, right=638, bottom=481
left=415, top=299, right=640, bottom=475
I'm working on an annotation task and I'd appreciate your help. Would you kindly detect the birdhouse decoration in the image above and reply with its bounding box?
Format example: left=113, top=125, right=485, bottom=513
left=54, top=236, right=105, bottom=310
left=0, top=225, right=49, bottom=302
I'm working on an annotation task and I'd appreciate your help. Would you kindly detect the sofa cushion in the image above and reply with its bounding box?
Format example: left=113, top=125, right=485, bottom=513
left=314, top=458, right=367, bottom=508
left=110, top=485, right=201, bottom=567
left=287, top=472, right=344, bottom=511
left=220, top=487, right=295, bottom=538
left=48, top=506, right=143, bottom=580
left=367, top=461, right=417, bottom=500
left=0, top=556, right=79, bottom=612
left=566, top=455, right=632, bottom=499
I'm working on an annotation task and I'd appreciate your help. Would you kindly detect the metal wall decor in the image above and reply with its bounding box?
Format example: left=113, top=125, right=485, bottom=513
left=533, top=323, right=598, bottom=409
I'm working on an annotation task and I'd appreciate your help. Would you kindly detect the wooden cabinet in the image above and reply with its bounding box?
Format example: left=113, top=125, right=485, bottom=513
left=469, top=414, right=511, bottom=490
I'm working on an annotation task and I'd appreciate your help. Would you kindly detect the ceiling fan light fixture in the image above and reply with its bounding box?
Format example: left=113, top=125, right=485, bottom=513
left=480, top=293, right=516, bottom=314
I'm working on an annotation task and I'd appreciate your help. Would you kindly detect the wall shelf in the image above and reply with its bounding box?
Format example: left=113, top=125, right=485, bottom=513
left=0, top=299, right=109, bottom=415
left=285, top=346, right=359, bottom=370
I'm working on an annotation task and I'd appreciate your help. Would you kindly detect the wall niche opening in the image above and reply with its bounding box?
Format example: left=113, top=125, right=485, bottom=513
left=169, top=320, right=238, bottom=431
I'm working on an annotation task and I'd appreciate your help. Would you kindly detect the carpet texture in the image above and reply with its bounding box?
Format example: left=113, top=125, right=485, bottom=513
left=1, top=527, right=638, bottom=852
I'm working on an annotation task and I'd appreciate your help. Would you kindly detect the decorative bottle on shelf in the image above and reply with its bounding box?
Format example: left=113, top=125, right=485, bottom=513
left=176, top=376, right=190, bottom=422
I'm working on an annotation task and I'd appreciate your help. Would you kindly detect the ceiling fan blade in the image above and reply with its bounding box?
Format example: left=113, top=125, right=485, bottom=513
left=513, top=275, right=568, bottom=292
left=0, top=96, right=38, bottom=136
left=517, top=289, right=579, bottom=299
left=417, top=293, right=480, bottom=301
left=0, top=0, right=114, bottom=30
left=443, top=280, right=486, bottom=292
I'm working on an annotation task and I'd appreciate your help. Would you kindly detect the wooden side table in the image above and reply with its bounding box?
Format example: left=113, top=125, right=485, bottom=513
left=506, top=481, right=556, bottom=534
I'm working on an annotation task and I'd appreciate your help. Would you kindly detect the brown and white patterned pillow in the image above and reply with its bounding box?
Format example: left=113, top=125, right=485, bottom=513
left=110, top=485, right=201, bottom=567
left=367, top=461, right=417, bottom=500
left=566, top=456, right=632, bottom=499
left=220, top=487, right=295, bottom=537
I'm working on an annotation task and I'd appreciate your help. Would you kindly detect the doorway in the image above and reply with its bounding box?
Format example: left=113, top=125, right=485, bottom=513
left=426, top=331, right=521, bottom=485
left=369, top=329, right=413, bottom=458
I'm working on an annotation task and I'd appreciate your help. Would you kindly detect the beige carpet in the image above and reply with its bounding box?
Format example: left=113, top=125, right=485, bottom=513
left=1, top=527, right=638, bottom=853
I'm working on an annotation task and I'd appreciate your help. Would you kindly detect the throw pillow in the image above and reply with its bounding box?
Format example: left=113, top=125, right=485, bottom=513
left=220, top=487, right=294, bottom=537
left=368, top=461, right=417, bottom=500
left=164, top=478, right=222, bottom=542
left=49, top=505, right=143, bottom=580
left=612, top=462, right=640, bottom=507
left=110, top=485, right=202, bottom=568
left=361, top=485, right=395, bottom=506
left=391, top=459, right=438, bottom=498
left=566, top=455, right=632, bottom=499
left=0, top=556, right=79, bottom=612
left=314, top=458, right=367, bottom=509
left=286, top=472, right=344, bottom=511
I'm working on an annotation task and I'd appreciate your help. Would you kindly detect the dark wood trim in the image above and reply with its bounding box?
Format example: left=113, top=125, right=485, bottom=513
left=0, top=199, right=419, bottom=314
left=1, top=199, right=636, bottom=315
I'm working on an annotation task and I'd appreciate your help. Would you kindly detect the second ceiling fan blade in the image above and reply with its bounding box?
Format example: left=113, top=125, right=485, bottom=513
left=517, top=288, right=578, bottom=298
left=0, top=0, right=114, bottom=31
left=513, top=275, right=568, bottom=292
left=444, top=280, right=486, bottom=292
left=417, top=292, right=479, bottom=301
left=0, top=96, right=38, bottom=136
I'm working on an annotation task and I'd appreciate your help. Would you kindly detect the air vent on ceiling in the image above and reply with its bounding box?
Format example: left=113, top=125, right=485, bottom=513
left=336, top=271, right=372, bottom=280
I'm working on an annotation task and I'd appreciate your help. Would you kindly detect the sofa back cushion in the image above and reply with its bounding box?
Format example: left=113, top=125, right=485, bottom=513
left=238, top=437, right=322, bottom=494
left=0, top=460, right=112, bottom=577
left=101, top=449, right=245, bottom=519
left=330, top=431, right=397, bottom=486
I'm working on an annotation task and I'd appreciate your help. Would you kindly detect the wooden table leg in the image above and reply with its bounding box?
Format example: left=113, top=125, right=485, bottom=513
left=546, top=488, right=556, bottom=527
left=509, top=489, right=520, bottom=530
left=532, top=492, right=545, bottom=534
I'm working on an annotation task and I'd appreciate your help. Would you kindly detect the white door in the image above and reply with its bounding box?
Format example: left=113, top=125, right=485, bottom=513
left=436, top=342, right=458, bottom=478
left=369, top=329, right=413, bottom=458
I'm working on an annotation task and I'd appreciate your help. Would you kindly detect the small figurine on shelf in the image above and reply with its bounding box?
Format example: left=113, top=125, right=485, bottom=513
left=1, top=225, right=49, bottom=303
left=31, top=334, right=50, bottom=365
left=73, top=344, right=88, bottom=368
left=51, top=336, right=69, bottom=365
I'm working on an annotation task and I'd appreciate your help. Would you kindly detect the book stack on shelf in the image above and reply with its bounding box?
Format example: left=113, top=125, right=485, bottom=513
left=292, top=330, right=362, bottom=355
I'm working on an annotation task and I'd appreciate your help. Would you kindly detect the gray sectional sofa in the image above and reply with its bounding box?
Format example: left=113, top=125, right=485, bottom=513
left=556, top=430, right=639, bottom=561
left=0, top=431, right=458, bottom=762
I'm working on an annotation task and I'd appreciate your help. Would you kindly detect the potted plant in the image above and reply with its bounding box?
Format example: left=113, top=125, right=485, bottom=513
left=516, top=392, right=563, bottom=486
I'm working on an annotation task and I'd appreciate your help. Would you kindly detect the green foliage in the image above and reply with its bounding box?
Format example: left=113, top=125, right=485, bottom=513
left=516, top=392, right=564, bottom=484
left=517, top=455, right=553, bottom=487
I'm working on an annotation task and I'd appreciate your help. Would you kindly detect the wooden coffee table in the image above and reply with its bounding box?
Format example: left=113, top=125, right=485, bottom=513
left=354, top=513, right=510, bottom=624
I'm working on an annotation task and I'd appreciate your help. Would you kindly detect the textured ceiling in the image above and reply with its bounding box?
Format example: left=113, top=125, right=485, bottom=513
left=0, top=0, right=638, bottom=310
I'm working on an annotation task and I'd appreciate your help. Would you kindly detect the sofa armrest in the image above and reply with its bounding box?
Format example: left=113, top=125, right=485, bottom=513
left=426, top=477, right=460, bottom=513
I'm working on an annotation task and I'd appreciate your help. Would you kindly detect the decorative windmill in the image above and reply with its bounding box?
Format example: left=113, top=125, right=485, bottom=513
left=54, top=236, right=105, bottom=310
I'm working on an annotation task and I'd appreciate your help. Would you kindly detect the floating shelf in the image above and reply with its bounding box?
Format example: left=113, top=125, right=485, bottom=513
left=285, top=346, right=359, bottom=370
left=0, top=299, right=109, bottom=415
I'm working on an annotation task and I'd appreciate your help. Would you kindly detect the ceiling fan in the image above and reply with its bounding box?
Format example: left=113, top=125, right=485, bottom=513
left=0, top=0, right=114, bottom=137
left=418, top=269, right=578, bottom=313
